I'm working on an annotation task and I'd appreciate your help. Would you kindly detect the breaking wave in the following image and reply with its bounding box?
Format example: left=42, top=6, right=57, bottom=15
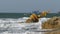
left=0, top=17, right=50, bottom=34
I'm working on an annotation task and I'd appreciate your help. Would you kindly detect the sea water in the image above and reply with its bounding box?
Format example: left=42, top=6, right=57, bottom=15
left=0, top=13, right=58, bottom=34
left=0, top=17, right=50, bottom=34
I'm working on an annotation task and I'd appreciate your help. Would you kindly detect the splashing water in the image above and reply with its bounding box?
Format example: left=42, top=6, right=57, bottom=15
left=0, top=17, right=50, bottom=34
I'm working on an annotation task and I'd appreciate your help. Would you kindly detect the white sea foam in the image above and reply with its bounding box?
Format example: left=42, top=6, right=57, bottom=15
left=0, top=17, right=50, bottom=34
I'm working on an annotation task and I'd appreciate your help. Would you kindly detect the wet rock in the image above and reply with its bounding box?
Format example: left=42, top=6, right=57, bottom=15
left=42, top=17, right=60, bottom=29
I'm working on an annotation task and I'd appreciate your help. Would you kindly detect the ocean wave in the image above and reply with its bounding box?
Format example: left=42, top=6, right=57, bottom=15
left=0, top=17, right=50, bottom=34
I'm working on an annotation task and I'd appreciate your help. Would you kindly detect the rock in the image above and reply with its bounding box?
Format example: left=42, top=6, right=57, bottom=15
left=26, top=14, right=39, bottom=23
left=42, top=17, right=60, bottom=29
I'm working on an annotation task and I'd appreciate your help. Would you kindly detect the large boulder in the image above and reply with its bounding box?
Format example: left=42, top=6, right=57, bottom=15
left=26, top=14, right=39, bottom=23
left=42, top=16, right=60, bottom=29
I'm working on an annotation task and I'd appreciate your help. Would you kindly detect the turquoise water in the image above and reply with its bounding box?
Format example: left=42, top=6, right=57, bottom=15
left=0, top=13, right=60, bottom=18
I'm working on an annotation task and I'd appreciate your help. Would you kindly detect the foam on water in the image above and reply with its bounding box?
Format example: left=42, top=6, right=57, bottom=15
left=0, top=17, right=50, bottom=34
